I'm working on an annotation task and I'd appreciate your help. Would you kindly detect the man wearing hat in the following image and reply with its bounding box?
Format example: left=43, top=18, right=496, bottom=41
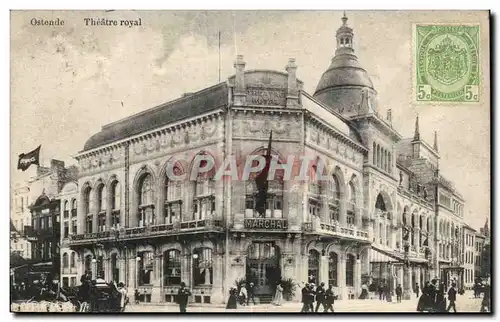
left=300, top=283, right=311, bottom=312
left=314, top=282, right=326, bottom=312
left=246, top=282, right=256, bottom=306
left=177, top=282, right=192, bottom=313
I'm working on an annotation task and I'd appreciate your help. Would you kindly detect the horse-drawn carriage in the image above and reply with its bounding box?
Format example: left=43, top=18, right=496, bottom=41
left=11, top=279, right=123, bottom=313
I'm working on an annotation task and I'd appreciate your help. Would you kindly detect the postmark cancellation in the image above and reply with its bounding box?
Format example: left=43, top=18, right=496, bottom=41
left=414, top=24, right=480, bottom=103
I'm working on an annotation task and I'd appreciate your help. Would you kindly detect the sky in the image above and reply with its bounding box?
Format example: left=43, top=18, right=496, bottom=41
left=10, top=10, right=490, bottom=230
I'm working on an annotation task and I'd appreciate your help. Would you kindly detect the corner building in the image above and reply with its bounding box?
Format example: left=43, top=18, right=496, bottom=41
left=69, top=15, right=463, bottom=304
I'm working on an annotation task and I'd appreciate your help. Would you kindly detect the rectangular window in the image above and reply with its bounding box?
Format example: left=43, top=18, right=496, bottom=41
left=64, top=222, right=69, bottom=238
left=98, top=214, right=106, bottom=232
left=346, top=211, right=355, bottom=225
left=112, top=211, right=120, bottom=229
left=71, top=220, right=77, bottom=235
left=86, top=215, right=93, bottom=233
left=329, top=202, right=339, bottom=223
left=70, top=277, right=76, bottom=287
left=138, top=251, right=154, bottom=285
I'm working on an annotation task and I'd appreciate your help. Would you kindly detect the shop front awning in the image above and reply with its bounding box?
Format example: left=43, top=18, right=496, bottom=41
left=369, top=248, right=399, bottom=263
left=370, top=246, right=429, bottom=265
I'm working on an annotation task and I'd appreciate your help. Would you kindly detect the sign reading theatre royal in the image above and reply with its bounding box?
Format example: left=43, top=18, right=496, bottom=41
left=246, top=87, right=286, bottom=106
left=244, top=218, right=288, bottom=230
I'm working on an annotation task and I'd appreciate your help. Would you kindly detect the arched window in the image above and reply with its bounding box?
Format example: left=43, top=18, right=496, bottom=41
left=138, top=174, right=156, bottom=227
left=110, top=181, right=120, bottom=210
left=83, top=186, right=91, bottom=215
left=164, top=249, right=181, bottom=286
left=62, top=252, right=69, bottom=268
left=308, top=249, right=320, bottom=285
left=372, top=142, right=376, bottom=164
left=84, top=255, right=92, bottom=275
left=63, top=201, right=69, bottom=218
left=140, top=174, right=154, bottom=206
left=245, top=157, right=284, bottom=219
left=347, top=181, right=356, bottom=225
left=110, top=181, right=121, bottom=229
left=70, top=252, right=76, bottom=268
left=193, top=248, right=213, bottom=286
left=328, top=252, right=338, bottom=287
left=137, top=251, right=154, bottom=285
left=375, top=194, right=386, bottom=212
left=164, top=165, right=183, bottom=224
left=346, top=254, right=355, bottom=286
left=71, top=199, right=77, bottom=217
left=192, top=156, right=216, bottom=221
left=308, top=164, right=322, bottom=221
left=328, top=175, right=341, bottom=223
left=96, top=184, right=106, bottom=212
left=111, top=253, right=119, bottom=282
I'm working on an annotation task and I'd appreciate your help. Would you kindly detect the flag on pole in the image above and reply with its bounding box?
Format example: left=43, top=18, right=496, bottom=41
left=17, top=145, right=41, bottom=171
left=254, top=131, right=273, bottom=217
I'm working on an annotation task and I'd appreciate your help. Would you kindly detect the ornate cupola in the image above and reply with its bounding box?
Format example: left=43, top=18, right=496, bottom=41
left=313, top=12, right=377, bottom=117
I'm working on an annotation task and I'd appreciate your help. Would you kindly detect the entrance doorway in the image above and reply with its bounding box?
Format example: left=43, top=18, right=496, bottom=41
left=246, top=242, right=281, bottom=296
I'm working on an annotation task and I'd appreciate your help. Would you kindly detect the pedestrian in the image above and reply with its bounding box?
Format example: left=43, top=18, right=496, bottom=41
left=396, top=284, right=402, bottom=303
left=272, top=282, right=283, bottom=306
left=134, top=289, right=140, bottom=304
left=480, top=283, right=490, bottom=312
left=446, top=283, right=457, bottom=312
left=308, top=283, right=316, bottom=312
left=300, top=283, right=310, bottom=312
left=239, top=284, right=247, bottom=306
left=359, top=284, right=369, bottom=299
left=177, top=282, right=191, bottom=313
left=314, top=282, right=326, bottom=312
left=323, top=285, right=335, bottom=312
left=384, top=282, right=392, bottom=302
left=378, top=283, right=385, bottom=300
left=118, top=282, right=128, bottom=313
left=435, top=282, right=446, bottom=312
left=226, top=287, right=238, bottom=309
left=246, top=282, right=256, bottom=305
left=415, top=283, right=420, bottom=298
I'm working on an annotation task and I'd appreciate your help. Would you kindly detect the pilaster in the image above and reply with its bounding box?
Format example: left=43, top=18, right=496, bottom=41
left=338, top=253, right=347, bottom=300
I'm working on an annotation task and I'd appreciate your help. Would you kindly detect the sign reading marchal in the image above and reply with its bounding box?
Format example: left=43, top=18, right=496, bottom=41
left=415, top=24, right=480, bottom=103
left=244, top=218, right=288, bottom=230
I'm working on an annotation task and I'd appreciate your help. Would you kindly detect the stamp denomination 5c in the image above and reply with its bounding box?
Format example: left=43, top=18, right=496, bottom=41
left=415, top=24, right=480, bottom=103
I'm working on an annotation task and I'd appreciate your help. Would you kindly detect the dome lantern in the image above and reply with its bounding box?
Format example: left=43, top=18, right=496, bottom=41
left=313, top=12, right=377, bottom=116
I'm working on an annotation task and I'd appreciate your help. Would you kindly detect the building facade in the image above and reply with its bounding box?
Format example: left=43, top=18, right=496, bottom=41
left=23, top=159, right=77, bottom=280
left=68, top=15, right=467, bottom=304
left=462, top=225, right=476, bottom=289
left=59, top=181, right=79, bottom=287
left=11, top=183, right=32, bottom=260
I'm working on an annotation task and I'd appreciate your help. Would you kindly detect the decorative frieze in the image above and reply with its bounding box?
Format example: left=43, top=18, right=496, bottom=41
left=232, top=112, right=301, bottom=141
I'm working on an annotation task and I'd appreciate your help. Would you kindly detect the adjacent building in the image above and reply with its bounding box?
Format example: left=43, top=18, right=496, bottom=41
left=59, top=181, right=79, bottom=287
left=462, top=224, right=476, bottom=289
left=67, top=14, right=469, bottom=304
left=23, top=159, right=77, bottom=281
left=11, top=183, right=32, bottom=260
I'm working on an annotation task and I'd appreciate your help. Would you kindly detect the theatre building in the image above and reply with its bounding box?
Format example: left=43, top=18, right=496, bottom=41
left=69, top=15, right=462, bottom=304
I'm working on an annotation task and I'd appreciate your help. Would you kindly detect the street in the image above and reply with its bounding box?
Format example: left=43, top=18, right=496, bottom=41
left=125, top=291, right=486, bottom=313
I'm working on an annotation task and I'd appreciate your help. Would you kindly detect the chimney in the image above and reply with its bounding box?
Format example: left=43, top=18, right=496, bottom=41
left=386, top=109, right=392, bottom=123
left=286, top=58, right=299, bottom=107
left=233, top=55, right=246, bottom=106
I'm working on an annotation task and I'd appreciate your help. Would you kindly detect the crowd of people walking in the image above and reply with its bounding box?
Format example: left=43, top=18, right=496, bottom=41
left=300, top=282, right=336, bottom=313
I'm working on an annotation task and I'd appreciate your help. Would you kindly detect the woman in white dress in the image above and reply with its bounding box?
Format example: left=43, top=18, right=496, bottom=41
left=272, top=283, right=284, bottom=306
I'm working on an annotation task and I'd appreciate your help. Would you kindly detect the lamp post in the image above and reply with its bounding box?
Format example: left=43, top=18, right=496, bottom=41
left=192, top=253, right=198, bottom=288
left=135, top=256, right=141, bottom=289
left=91, top=258, right=97, bottom=280
left=403, top=243, right=411, bottom=300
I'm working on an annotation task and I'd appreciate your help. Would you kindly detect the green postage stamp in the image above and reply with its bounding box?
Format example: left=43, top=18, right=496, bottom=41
left=415, top=24, right=480, bottom=103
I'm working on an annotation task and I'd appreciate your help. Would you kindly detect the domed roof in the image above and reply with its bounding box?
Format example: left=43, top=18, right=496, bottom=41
left=314, top=53, right=374, bottom=94
left=313, top=14, right=375, bottom=105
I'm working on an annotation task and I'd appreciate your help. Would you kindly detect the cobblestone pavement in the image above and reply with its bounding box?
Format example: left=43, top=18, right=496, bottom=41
left=125, top=292, right=486, bottom=313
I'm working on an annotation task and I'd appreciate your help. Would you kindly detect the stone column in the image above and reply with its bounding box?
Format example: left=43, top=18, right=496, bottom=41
left=211, top=253, right=224, bottom=304
left=103, top=257, right=109, bottom=281
left=415, top=266, right=421, bottom=292
left=319, top=255, right=329, bottom=285
left=338, top=253, right=347, bottom=300
left=151, top=254, right=162, bottom=303
left=403, top=264, right=412, bottom=300
left=354, top=258, right=361, bottom=298
left=119, top=256, right=126, bottom=285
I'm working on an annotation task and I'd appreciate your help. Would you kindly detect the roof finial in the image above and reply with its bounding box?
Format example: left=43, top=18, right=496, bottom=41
left=413, top=114, right=420, bottom=141
left=342, top=11, right=348, bottom=25
left=433, top=130, right=439, bottom=152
